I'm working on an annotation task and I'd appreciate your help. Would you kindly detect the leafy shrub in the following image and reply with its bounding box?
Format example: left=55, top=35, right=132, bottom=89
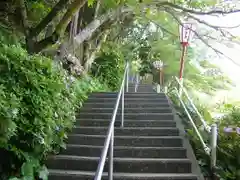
left=0, top=44, right=108, bottom=180
left=170, top=92, right=240, bottom=180
left=188, top=108, right=240, bottom=180
left=214, top=108, right=240, bottom=179
left=91, top=43, right=124, bottom=91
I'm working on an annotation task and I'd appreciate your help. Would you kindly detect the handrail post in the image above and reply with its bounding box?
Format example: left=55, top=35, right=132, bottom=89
left=108, top=130, right=114, bottom=180
left=126, top=63, right=129, bottom=92
left=121, top=82, right=125, bottom=127
left=134, top=74, right=138, bottom=93
left=157, top=84, right=160, bottom=93
left=211, top=124, right=217, bottom=175
left=178, top=78, right=183, bottom=99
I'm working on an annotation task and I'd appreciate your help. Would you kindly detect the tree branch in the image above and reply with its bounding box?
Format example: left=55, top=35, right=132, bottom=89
left=84, top=29, right=110, bottom=71
left=32, top=0, right=87, bottom=53
left=94, top=0, right=101, bottom=18
left=55, top=0, right=87, bottom=36
left=29, top=0, right=72, bottom=38
left=73, top=6, right=132, bottom=45
left=166, top=8, right=240, bottom=67
left=155, top=1, right=240, bottom=15
left=143, top=16, right=177, bottom=37
left=187, top=14, right=240, bottom=29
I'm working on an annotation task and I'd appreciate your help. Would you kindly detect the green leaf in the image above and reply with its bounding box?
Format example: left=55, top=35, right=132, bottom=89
left=38, top=166, right=49, bottom=180
left=21, top=162, right=34, bottom=177
left=88, top=0, right=95, bottom=6
left=9, top=178, right=21, bottom=180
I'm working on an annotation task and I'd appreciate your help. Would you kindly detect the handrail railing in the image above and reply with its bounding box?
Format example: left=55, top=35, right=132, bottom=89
left=134, top=73, right=139, bottom=92
left=173, top=76, right=217, bottom=173
left=175, top=77, right=211, bottom=132
left=94, top=63, right=129, bottom=180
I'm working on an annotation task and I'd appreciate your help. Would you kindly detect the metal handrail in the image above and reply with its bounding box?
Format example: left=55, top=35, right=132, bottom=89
left=172, top=77, right=217, bottom=171
left=174, top=87, right=210, bottom=154
left=175, top=77, right=211, bottom=132
left=134, top=73, right=139, bottom=92
left=94, top=63, right=129, bottom=180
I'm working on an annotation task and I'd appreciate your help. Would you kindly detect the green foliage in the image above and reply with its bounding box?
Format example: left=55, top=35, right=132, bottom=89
left=0, top=27, right=22, bottom=46
left=190, top=107, right=240, bottom=180
left=91, top=43, right=125, bottom=91
left=0, top=44, right=108, bottom=179
left=170, top=92, right=240, bottom=180
left=27, top=1, right=52, bottom=26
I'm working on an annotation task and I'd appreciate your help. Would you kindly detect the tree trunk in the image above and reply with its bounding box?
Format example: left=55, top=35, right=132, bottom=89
left=18, top=0, right=29, bottom=35
left=29, top=0, right=73, bottom=38
left=31, top=0, right=86, bottom=53
left=55, top=0, right=87, bottom=36
left=84, top=29, right=110, bottom=72
left=74, top=7, right=131, bottom=45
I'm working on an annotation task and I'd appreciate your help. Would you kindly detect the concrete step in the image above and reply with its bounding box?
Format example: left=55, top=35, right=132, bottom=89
left=61, top=145, right=187, bottom=158
left=90, top=92, right=166, bottom=98
left=47, top=156, right=192, bottom=173
left=76, top=113, right=174, bottom=120
left=134, top=88, right=156, bottom=93
left=86, top=98, right=168, bottom=103
left=83, top=102, right=170, bottom=108
left=72, top=127, right=179, bottom=136
left=80, top=107, right=172, bottom=113
left=67, top=134, right=183, bottom=147
left=75, top=119, right=176, bottom=127
left=49, top=170, right=198, bottom=180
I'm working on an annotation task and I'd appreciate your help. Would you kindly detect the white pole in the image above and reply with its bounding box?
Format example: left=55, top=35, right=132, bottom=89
left=179, top=78, right=183, bottom=98
left=211, top=124, right=217, bottom=169
left=157, top=84, right=160, bottom=93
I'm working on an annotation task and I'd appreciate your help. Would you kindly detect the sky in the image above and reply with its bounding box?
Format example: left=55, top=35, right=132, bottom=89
left=197, top=12, right=240, bottom=103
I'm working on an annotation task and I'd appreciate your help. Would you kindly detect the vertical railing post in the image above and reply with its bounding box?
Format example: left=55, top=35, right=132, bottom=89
left=108, top=130, right=114, bottom=180
left=179, top=78, right=183, bottom=99
left=126, top=63, right=129, bottom=92
left=121, top=83, right=125, bottom=128
left=211, top=124, right=217, bottom=177
left=157, top=84, right=161, bottom=93
left=134, top=74, right=138, bottom=93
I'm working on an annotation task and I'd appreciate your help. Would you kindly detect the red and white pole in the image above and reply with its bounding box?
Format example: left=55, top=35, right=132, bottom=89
left=178, top=20, right=194, bottom=97
left=179, top=42, right=188, bottom=96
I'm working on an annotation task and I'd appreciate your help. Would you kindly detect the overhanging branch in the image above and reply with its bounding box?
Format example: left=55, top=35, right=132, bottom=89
left=29, top=0, right=72, bottom=38
left=166, top=8, right=240, bottom=67
left=73, top=6, right=132, bottom=45
left=155, top=1, right=240, bottom=15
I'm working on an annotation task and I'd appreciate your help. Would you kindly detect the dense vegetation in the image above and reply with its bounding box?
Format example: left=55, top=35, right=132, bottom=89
left=169, top=91, right=240, bottom=180
left=0, top=33, right=109, bottom=180
left=0, top=0, right=240, bottom=179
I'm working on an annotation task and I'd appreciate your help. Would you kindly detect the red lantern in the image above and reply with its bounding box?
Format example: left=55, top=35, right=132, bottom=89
left=178, top=21, right=194, bottom=80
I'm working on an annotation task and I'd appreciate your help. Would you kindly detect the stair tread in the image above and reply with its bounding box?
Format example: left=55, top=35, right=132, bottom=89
left=76, top=119, right=175, bottom=121
left=84, top=102, right=169, bottom=104
left=66, top=144, right=186, bottom=150
left=50, top=155, right=191, bottom=162
left=73, top=126, right=178, bottom=130
left=89, top=93, right=164, bottom=94
left=49, top=169, right=197, bottom=177
left=81, top=107, right=171, bottom=110
left=69, top=134, right=182, bottom=139
left=78, top=113, right=173, bottom=115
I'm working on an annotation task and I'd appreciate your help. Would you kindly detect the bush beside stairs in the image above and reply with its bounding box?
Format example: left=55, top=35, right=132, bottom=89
left=47, top=84, right=203, bottom=180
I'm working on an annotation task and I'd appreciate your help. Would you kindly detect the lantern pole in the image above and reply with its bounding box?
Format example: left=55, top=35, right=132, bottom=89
left=178, top=21, right=194, bottom=97
left=153, top=60, right=164, bottom=93
left=179, top=43, right=188, bottom=97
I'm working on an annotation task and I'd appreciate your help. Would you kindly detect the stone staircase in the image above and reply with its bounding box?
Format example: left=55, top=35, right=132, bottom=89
left=47, top=86, right=203, bottom=180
